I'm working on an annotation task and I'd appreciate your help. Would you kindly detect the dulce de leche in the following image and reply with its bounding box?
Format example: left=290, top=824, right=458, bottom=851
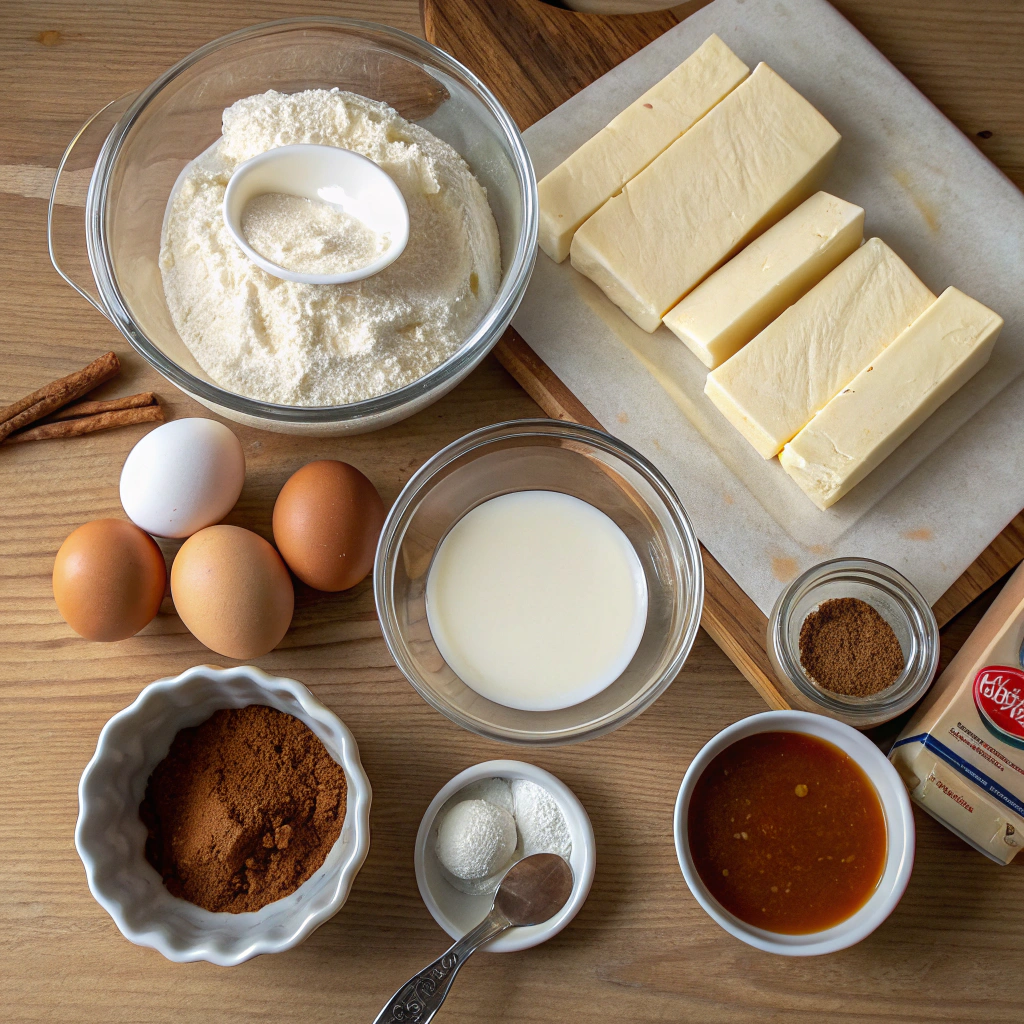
left=891, top=562, right=1024, bottom=864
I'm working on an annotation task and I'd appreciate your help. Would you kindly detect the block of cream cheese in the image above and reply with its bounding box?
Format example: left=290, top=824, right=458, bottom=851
left=570, top=62, right=841, bottom=332
left=891, top=560, right=1024, bottom=865
left=780, top=287, right=1003, bottom=508
left=663, top=192, right=864, bottom=369
left=537, top=35, right=749, bottom=263
left=704, top=238, right=935, bottom=459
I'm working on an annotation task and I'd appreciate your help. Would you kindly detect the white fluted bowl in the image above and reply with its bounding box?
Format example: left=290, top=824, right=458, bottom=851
left=75, top=665, right=371, bottom=966
left=414, top=760, right=595, bottom=952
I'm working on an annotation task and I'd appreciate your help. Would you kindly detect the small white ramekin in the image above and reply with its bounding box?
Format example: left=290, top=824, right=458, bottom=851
left=76, top=665, right=371, bottom=966
left=673, top=710, right=915, bottom=956
left=415, top=760, right=595, bottom=952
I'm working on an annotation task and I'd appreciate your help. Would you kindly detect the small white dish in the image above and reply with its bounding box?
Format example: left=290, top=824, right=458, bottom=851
left=674, top=710, right=915, bottom=956
left=222, top=143, right=409, bottom=284
left=76, top=665, right=371, bottom=966
left=415, top=760, right=595, bottom=952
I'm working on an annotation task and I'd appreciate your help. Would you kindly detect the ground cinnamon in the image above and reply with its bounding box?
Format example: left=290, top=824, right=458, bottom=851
left=140, top=704, right=347, bottom=913
left=798, top=597, right=904, bottom=697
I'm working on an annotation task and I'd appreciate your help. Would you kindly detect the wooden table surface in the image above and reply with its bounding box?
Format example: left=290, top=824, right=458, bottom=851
left=2, top=1, right=1022, bottom=1021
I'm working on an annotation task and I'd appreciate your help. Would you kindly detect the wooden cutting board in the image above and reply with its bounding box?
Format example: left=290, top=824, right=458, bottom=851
left=423, top=0, right=1024, bottom=711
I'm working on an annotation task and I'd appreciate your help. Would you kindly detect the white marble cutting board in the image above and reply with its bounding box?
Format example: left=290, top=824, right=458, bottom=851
left=512, top=0, right=1024, bottom=615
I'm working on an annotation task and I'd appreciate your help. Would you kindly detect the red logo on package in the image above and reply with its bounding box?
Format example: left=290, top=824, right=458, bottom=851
left=974, top=666, right=1024, bottom=743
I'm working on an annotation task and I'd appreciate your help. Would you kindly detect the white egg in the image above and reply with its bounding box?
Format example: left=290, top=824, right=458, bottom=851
left=119, top=418, right=245, bottom=538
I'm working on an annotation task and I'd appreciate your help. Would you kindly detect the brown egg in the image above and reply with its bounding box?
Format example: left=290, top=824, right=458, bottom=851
left=53, top=519, right=166, bottom=642
left=272, top=460, right=386, bottom=592
left=171, top=525, right=294, bottom=659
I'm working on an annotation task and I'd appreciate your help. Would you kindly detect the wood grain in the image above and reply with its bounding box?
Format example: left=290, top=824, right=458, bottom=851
left=3, top=1, right=1024, bottom=1023
left=422, top=0, right=678, bottom=131
left=426, top=0, right=1024, bottom=692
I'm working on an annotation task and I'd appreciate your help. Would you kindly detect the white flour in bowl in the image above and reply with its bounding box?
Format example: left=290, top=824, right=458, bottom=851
left=159, top=89, right=501, bottom=407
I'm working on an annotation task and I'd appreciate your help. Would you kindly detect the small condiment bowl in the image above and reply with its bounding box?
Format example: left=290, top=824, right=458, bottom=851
left=767, top=557, right=940, bottom=728
left=222, top=144, right=410, bottom=285
left=674, top=710, right=915, bottom=956
left=374, top=418, right=704, bottom=745
left=414, top=760, right=595, bottom=952
left=75, top=664, right=371, bottom=966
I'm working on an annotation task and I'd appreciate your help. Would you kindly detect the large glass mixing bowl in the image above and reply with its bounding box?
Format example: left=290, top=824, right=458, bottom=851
left=49, top=19, right=537, bottom=434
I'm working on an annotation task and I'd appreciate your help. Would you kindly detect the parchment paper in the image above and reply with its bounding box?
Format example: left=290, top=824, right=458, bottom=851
left=512, top=0, right=1024, bottom=615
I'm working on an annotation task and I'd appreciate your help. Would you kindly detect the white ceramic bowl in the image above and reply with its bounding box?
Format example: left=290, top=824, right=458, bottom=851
left=415, top=760, right=595, bottom=952
left=76, top=665, right=372, bottom=966
left=673, top=711, right=915, bottom=956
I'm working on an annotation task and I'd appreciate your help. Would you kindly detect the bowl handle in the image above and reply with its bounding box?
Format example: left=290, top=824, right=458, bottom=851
left=48, top=94, right=136, bottom=322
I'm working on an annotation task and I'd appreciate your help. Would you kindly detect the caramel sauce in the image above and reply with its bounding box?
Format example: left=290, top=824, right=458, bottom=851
left=688, top=731, right=887, bottom=934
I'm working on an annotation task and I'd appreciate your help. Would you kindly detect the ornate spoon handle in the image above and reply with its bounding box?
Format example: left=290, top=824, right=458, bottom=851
left=373, top=910, right=511, bottom=1024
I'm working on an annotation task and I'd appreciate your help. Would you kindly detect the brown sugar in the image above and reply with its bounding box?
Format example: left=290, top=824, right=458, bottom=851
left=798, top=597, right=904, bottom=697
left=140, top=704, right=347, bottom=913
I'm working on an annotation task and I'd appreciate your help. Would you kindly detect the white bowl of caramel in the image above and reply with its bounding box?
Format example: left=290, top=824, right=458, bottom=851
left=673, top=710, right=915, bottom=955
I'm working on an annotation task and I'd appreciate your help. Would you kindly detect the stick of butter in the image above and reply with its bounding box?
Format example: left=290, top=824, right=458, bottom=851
left=780, top=287, right=1003, bottom=508
left=537, top=35, right=749, bottom=264
left=704, top=238, right=935, bottom=459
left=663, top=192, right=864, bottom=369
left=570, top=63, right=841, bottom=332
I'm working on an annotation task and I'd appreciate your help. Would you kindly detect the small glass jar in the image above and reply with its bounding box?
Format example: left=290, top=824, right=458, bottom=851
left=767, top=557, right=940, bottom=729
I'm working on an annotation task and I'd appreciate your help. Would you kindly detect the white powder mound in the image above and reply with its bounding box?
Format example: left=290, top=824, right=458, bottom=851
left=455, top=777, right=515, bottom=816
left=433, top=777, right=573, bottom=898
left=435, top=799, right=517, bottom=895
left=160, top=88, right=501, bottom=406
left=240, top=192, right=390, bottom=275
left=512, top=779, right=573, bottom=859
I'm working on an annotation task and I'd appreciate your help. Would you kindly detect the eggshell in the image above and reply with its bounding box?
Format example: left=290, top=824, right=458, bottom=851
left=272, top=460, right=386, bottom=591
left=120, top=418, right=245, bottom=538
left=171, top=525, right=294, bottom=659
left=53, top=519, right=166, bottom=642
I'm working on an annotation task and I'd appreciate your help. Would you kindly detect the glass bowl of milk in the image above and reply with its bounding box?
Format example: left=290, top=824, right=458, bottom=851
left=374, top=419, right=704, bottom=745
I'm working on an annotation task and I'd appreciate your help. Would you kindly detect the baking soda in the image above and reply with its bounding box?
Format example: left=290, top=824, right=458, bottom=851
left=512, top=779, right=573, bottom=859
left=434, top=777, right=573, bottom=896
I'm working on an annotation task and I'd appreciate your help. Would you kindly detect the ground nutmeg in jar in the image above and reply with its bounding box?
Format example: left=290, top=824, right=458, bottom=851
left=798, top=597, right=904, bottom=697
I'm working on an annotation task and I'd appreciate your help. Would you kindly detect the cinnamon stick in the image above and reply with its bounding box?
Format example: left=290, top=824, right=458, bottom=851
left=6, top=404, right=164, bottom=443
left=0, top=351, right=120, bottom=442
left=44, top=392, right=157, bottom=423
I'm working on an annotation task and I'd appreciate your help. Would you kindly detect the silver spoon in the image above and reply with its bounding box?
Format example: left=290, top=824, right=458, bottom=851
left=374, top=853, right=574, bottom=1024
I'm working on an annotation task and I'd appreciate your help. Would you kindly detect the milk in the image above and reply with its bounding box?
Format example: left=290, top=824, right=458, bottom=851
left=425, top=490, right=648, bottom=711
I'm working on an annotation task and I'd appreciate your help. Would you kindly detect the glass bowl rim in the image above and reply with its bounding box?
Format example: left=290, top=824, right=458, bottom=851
left=85, top=16, right=538, bottom=423
left=768, top=555, right=940, bottom=722
left=373, top=417, right=706, bottom=745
